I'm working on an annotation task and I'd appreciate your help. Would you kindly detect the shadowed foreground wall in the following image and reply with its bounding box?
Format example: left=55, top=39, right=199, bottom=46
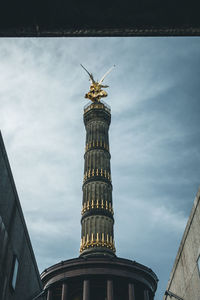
left=0, top=131, right=44, bottom=300
left=164, top=187, right=200, bottom=300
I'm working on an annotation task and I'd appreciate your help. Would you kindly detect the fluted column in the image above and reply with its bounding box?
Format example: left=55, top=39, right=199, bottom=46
left=128, top=283, right=135, bottom=300
left=61, top=283, right=68, bottom=300
left=107, top=279, right=114, bottom=300
left=83, top=279, right=90, bottom=300
left=47, top=289, right=52, bottom=300
left=144, top=289, right=150, bottom=300
left=80, top=102, right=115, bottom=257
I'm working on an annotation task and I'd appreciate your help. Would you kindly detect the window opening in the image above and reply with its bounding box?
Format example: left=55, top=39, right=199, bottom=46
left=11, top=256, right=19, bottom=290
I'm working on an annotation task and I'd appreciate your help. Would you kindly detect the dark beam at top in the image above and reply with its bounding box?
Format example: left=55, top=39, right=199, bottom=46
left=0, top=0, right=199, bottom=37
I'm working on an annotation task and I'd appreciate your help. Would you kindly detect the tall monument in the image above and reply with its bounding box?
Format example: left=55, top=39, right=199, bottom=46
left=41, top=67, right=158, bottom=300
left=80, top=66, right=115, bottom=257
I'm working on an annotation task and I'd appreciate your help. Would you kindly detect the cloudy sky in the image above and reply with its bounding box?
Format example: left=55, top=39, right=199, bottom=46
left=0, top=37, right=200, bottom=299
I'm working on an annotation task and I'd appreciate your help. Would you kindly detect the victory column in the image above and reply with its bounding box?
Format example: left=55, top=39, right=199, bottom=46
left=41, top=66, right=158, bottom=300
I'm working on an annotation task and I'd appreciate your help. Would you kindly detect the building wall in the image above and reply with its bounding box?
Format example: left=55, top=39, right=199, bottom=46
left=0, top=131, right=44, bottom=300
left=164, top=187, right=200, bottom=300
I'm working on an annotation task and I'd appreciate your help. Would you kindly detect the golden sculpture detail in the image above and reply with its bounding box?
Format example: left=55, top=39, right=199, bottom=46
left=81, top=64, right=115, bottom=102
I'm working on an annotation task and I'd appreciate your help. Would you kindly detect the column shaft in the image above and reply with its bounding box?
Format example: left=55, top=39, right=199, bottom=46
left=107, top=279, right=114, bottom=300
left=83, top=279, right=90, bottom=300
left=47, top=289, right=52, bottom=300
left=144, top=289, right=150, bottom=300
left=128, top=283, right=135, bottom=300
left=61, top=283, right=68, bottom=300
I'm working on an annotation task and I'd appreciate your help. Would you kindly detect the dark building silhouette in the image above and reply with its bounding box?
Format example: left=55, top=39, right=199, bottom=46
left=0, top=131, right=44, bottom=300
left=41, top=100, right=158, bottom=300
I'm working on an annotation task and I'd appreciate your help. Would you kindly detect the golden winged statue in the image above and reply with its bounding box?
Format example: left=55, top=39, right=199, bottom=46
left=81, top=64, right=115, bottom=102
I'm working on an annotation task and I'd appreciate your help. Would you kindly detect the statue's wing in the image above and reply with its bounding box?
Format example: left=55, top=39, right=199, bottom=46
left=80, top=64, right=95, bottom=83
left=99, top=65, right=115, bottom=84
